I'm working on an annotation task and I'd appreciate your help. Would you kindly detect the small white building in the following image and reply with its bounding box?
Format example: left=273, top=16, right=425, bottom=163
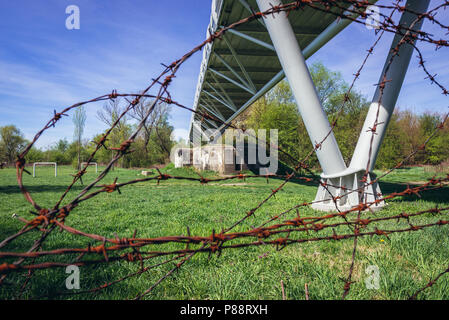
left=173, top=148, right=192, bottom=168
left=172, top=144, right=237, bottom=174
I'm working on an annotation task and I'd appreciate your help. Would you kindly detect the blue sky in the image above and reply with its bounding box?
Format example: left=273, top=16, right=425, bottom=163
left=0, top=0, right=448, bottom=149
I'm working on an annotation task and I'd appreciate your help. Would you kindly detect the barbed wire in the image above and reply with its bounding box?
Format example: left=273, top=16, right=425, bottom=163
left=1, top=0, right=449, bottom=300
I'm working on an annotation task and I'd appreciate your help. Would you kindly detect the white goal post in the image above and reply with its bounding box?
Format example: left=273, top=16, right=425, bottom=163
left=33, top=162, right=57, bottom=177
left=81, top=162, right=98, bottom=173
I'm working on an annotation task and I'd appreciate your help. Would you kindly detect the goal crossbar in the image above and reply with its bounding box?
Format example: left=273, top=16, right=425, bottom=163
left=80, top=162, right=98, bottom=173
left=33, top=162, right=57, bottom=177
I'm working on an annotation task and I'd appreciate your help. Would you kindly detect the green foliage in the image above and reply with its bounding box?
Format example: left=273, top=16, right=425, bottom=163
left=94, top=98, right=174, bottom=168
left=73, top=106, right=87, bottom=169
left=24, top=147, right=44, bottom=163
left=15, top=98, right=176, bottom=169
left=245, top=96, right=300, bottom=163
left=419, top=113, right=449, bottom=165
left=0, top=125, right=27, bottom=164
left=310, top=61, right=346, bottom=114
left=241, top=62, right=371, bottom=169
left=140, top=116, right=174, bottom=166
left=375, top=112, right=449, bottom=168
left=240, top=61, right=449, bottom=171
left=331, top=100, right=369, bottom=164
left=424, top=130, right=449, bottom=165
left=376, top=113, right=408, bottom=169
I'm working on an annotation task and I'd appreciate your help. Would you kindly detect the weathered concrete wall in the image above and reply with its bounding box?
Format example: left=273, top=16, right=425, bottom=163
left=172, top=145, right=236, bottom=174
left=172, top=141, right=277, bottom=175
left=193, top=145, right=236, bottom=174
left=173, top=148, right=192, bottom=168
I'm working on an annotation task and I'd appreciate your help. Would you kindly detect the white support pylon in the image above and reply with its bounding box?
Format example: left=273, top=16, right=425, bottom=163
left=311, top=168, right=384, bottom=212
left=350, top=0, right=430, bottom=172
left=256, top=0, right=347, bottom=177
left=257, top=0, right=430, bottom=211
left=316, top=0, right=430, bottom=211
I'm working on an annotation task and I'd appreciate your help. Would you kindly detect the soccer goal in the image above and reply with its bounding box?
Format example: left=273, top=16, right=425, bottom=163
left=81, top=162, right=98, bottom=173
left=33, top=162, right=57, bottom=177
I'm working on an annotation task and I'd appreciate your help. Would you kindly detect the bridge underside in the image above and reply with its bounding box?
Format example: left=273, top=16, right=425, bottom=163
left=189, top=0, right=428, bottom=212
left=189, top=0, right=354, bottom=142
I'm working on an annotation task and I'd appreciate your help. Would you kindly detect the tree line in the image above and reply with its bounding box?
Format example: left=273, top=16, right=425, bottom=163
left=233, top=62, right=449, bottom=170
left=1, top=62, right=447, bottom=171
left=0, top=97, right=174, bottom=169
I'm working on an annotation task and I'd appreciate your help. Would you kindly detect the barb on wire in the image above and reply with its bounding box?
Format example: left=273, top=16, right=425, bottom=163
left=1, top=0, right=449, bottom=300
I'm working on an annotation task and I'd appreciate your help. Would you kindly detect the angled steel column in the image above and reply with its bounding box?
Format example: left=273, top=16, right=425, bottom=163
left=256, top=0, right=346, bottom=176
left=314, top=0, right=430, bottom=212
left=350, top=0, right=430, bottom=172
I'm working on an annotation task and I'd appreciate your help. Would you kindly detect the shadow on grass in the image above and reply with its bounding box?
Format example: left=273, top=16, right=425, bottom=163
left=0, top=224, right=27, bottom=250
left=0, top=184, right=85, bottom=195
left=2, top=170, right=448, bottom=205
left=379, top=181, right=449, bottom=204
left=250, top=165, right=449, bottom=205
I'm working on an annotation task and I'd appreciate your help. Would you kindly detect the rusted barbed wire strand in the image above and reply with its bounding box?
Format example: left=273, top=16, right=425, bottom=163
left=1, top=205, right=448, bottom=275
left=1, top=0, right=449, bottom=299
left=133, top=244, right=205, bottom=300
left=2, top=193, right=448, bottom=263
left=409, top=263, right=449, bottom=300
left=33, top=253, right=188, bottom=299
left=341, top=2, right=448, bottom=297
left=5, top=0, right=446, bottom=294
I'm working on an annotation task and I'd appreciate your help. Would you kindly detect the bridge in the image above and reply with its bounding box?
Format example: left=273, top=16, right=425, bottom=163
left=188, top=0, right=430, bottom=211
left=188, top=0, right=376, bottom=141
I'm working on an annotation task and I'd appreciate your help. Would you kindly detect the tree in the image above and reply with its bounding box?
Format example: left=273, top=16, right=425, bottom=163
left=375, top=111, right=408, bottom=169
left=97, top=98, right=127, bottom=130
left=73, top=106, right=87, bottom=170
left=264, top=62, right=345, bottom=112
left=145, top=114, right=174, bottom=165
left=239, top=61, right=371, bottom=169
left=55, top=138, right=70, bottom=153
left=419, top=113, right=449, bottom=165
left=238, top=94, right=301, bottom=164
left=130, top=98, right=170, bottom=153
left=24, top=147, right=44, bottom=163
left=0, top=125, right=27, bottom=165
left=396, top=110, right=422, bottom=164
left=97, top=98, right=132, bottom=168
left=328, top=90, right=370, bottom=164
left=310, top=62, right=346, bottom=114
left=96, top=97, right=174, bottom=168
left=153, top=114, right=174, bottom=160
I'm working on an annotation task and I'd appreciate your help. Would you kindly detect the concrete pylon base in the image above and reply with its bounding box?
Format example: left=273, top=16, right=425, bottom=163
left=311, top=169, right=386, bottom=212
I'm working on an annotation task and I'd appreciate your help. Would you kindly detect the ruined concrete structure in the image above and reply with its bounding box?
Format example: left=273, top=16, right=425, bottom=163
left=173, top=145, right=239, bottom=174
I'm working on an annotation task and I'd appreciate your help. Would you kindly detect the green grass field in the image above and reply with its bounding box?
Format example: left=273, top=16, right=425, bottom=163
left=0, top=164, right=448, bottom=300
